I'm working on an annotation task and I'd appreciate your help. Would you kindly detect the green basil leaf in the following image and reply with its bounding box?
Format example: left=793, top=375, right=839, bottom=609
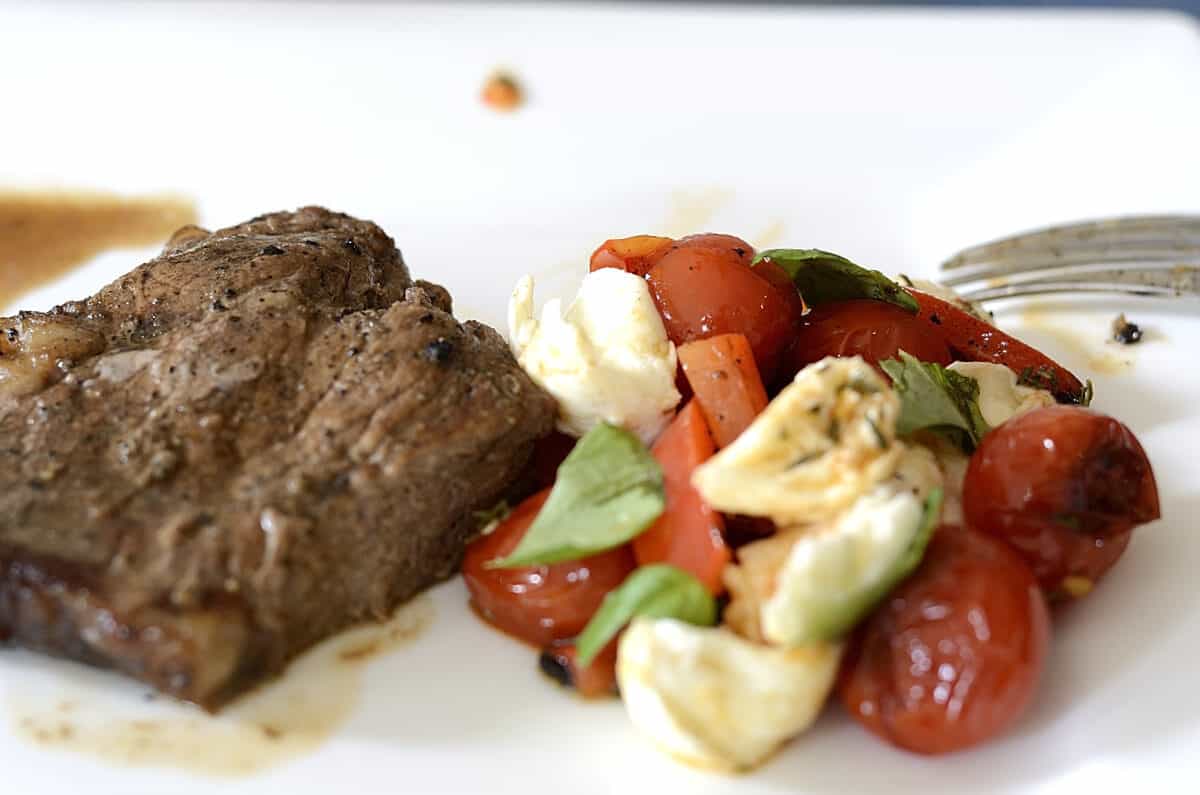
left=880, top=350, right=991, bottom=452
left=575, top=564, right=717, bottom=667
left=752, top=248, right=919, bottom=314
left=488, top=423, right=664, bottom=568
left=895, top=487, right=943, bottom=587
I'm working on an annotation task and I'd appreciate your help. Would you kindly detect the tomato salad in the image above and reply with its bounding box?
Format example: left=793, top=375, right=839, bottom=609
left=462, top=233, right=1160, bottom=770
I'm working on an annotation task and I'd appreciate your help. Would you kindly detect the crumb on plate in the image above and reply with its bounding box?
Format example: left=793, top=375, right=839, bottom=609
left=482, top=71, right=523, bottom=112
left=1111, top=313, right=1143, bottom=345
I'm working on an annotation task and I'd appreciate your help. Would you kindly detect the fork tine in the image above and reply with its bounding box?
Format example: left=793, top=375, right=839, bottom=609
left=940, top=214, right=1200, bottom=271
left=956, top=264, right=1200, bottom=302
left=940, top=252, right=1200, bottom=287
left=940, top=215, right=1200, bottom=282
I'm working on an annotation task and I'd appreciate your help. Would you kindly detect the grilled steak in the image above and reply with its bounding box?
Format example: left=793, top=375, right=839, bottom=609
left=0, top=207, right=555, bottom=709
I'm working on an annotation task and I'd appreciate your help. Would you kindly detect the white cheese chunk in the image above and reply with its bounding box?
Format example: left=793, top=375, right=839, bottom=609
left=617, top=618, right=841, bottom=772
left=947, top=361, right=1055, bottom=428
left=758, top=489, right=922, bottom=645
left=507, top=270, right=680, bottom=444
left=692, top=356, right=903, bottom=526
left=723, top=446, right=942, bottom=647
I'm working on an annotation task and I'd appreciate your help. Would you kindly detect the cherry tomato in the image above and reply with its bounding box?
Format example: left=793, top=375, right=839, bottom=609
left=589, top=235, right=674, bottom=277
left=839, top=526, right=1051, bottom=755
left=539, top=639, right=620, bottom=699
left=783, top=299, right=952, bottom=377
left=670, top=233, right=755, bottom=264
left=908, top=290, right=1086, bottom=404
left=647, top=246, right=801, bottom=381
left=462, top=489, right=636, bottom=647
left=963, top=405, right=1159, bottom=598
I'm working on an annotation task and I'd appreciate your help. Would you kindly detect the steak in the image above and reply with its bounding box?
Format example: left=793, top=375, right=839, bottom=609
left=0, top=207, right=555, bottom=709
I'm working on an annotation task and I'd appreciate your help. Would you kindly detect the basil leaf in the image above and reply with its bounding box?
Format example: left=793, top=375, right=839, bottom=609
left=896, top=488, right=942, bottom=587
left=880, top=350, right=991, bottom=452
left=752, top=248, right=919, bottom=314
left=575, top=564, right=717, bottom=667
left=488, top=423, right=664, bottom=568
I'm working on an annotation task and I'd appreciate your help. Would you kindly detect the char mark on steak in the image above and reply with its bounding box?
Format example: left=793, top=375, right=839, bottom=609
left=0, top=207, right=555, bottom=709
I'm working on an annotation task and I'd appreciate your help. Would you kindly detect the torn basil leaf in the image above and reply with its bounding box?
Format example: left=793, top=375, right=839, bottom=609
left=881, top=350, right=991, bottom=452
left=752, top=248, right=919, bottom=314
left=575, top=564, right=717, bottom=666
left=488, top=423, right=664, bottom=568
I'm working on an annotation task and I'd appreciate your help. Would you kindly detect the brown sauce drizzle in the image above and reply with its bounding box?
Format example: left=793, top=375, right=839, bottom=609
left=0, top=190, right=196, bottom=308
left=6, top=596, right=433, bottom=776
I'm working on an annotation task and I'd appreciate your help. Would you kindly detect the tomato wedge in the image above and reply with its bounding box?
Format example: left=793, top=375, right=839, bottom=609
left=907, top=290, right=1086, bottom=403
left=589, top=235, right=674, bottom=277
left=677, top=333, right=770, bottom=449
left=632, top=400, right=731, bottom=594
left=540, top=639, right=620, bottom=699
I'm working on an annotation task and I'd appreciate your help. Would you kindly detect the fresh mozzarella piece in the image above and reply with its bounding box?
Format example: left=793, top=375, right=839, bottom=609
left=693, top=356, right=902, bottom=526
left=947, top=361, right=1055, bottom=427
left=723, top=449, right=942, bottom=646
left=507, top=270, right=680, bottom=444
left=617, top=617, right=841, bottom=771
left=758, top=489, right=924, bottom=645
left=891, top=441, right=944, bottom=501
left=918, top=432, right=970, bottom=525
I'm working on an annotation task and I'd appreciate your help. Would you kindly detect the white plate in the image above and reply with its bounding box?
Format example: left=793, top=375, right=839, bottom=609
left=3, top=3, right=1200, bottom=794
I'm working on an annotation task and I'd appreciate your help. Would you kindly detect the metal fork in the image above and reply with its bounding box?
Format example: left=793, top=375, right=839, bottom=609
left=938, top=215, right=1200, bottom=302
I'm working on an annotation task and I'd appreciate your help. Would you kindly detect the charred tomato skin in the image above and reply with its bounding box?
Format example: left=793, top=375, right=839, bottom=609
left=839, top=526, right=1051, bottom=755
left=963, top=405, right=1159, bottom=596
left=782, top=299, right=952, bottom=377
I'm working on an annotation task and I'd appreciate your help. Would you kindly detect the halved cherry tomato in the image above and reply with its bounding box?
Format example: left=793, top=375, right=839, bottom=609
left=907, top=289, right=1085, bottom=403
left=783, top=299, right=952, bottom=378
left=963, top=405, right=1159, bottom=598
left=839, top=526, right=1051, bottom=755
left=670, top=233, right=755, bottom=264
left=462, top=489, right=636, bottom=647
left=647, top=246, right=802, bottom=381
left=539, top=638, right=620, bottom=699
left=633, top=400, right=730, bottom=594
left=589, top=235, right=674, bottom=277
left=678, top=333, right=769, bottom=449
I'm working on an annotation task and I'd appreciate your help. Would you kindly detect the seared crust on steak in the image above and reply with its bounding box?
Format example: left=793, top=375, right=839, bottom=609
left=0, top=207, right=555, bottom=708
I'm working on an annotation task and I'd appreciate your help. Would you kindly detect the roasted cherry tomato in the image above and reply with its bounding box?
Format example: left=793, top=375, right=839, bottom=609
left=907, top=290, right=1085, bottom=403
left=963, top=405, right=1159, bottom=598
left=670, top=233, right=755, bottom=264
left=589, top=235, right=674, bottom=277
left=783, top=299, right=952, bottom=377
left=647, top=245, right=801, bottom=381
left=539, top=639, right=620, bottom=699
left=462, top=489, right=636, bottom=647
left=839, top=526, right=1051, bottom=755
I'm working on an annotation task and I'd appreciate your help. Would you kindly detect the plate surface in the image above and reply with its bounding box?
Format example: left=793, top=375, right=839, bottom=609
left=3, top=3, right=1199, bottom=793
